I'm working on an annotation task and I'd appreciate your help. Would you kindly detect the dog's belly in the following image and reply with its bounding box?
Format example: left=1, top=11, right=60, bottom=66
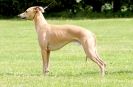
left=48, top=41, right=70, bottom=51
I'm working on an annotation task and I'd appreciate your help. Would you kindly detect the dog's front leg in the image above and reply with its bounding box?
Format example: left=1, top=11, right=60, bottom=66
left=41, top=49, right=50, bottom=75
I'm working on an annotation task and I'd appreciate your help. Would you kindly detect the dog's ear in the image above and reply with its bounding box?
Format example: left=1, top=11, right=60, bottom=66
left=38, top=6, right=44, bottom=13
left=34, top=6, right=44, bottom=13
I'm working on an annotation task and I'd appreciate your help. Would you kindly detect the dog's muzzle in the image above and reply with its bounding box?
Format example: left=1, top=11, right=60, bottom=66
left=18, top=14, right=26, bottom=19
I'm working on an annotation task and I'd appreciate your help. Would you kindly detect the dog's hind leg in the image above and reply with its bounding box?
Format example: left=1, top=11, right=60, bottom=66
left=89, top=48, right=105, bottom=76
left=81, top=38, right=105, bottom=76
left=95, top=49, right=106, bottom=67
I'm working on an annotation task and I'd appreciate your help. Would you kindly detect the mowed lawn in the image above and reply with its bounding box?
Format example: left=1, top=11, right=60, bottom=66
left=0, top=18, right=133, bottom=87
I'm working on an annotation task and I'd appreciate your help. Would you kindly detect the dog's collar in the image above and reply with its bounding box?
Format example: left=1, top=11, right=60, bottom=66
left=33, top=12, right=37, bottom=20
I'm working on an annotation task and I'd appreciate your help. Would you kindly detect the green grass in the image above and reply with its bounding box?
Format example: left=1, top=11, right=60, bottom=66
left=0, top=18, right=133, bottom=87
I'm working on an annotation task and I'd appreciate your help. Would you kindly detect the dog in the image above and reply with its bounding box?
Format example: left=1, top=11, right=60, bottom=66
left=18, top=6, right=106, bottom=76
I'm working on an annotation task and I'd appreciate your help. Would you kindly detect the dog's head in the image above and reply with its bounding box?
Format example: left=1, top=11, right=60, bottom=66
left=18, top=6, right=44, bottom=20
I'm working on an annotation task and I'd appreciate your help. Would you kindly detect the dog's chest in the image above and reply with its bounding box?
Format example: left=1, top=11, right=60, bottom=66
left=37, top=32, right=70, bottom=51
left=48, top=41, right=69, bottom=51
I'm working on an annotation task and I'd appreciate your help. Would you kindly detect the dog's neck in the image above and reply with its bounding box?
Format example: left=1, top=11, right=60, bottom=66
left=33, top=11, right=48, bottom=32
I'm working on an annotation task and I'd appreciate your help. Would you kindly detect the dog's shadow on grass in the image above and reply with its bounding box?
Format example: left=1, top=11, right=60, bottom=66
left=0, top=70, right=133, bottom=77
left=107, top=70, right=133, bottom=75
left=0, top=72, right=41, bottom=77
left=49, top=70, right=133, bottom=77
left=48, top=71, right=100, bottom=77
left=0, top=71, right=99, bottom=77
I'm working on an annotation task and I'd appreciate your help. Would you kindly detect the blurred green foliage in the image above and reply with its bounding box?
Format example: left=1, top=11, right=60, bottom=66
left=0, top=0, right=133, bottom=18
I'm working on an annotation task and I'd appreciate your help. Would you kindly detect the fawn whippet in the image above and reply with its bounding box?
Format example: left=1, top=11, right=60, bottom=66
left=18, top=6, right=106, bottom=76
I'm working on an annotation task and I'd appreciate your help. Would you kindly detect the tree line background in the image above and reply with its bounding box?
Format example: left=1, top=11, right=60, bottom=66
left=0, top=0, right=133, bottom=18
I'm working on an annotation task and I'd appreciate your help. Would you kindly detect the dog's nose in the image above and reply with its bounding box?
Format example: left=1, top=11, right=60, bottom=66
left=17, top=14, right=20, bottom=17
left=17, top=14, right=26, bottom=19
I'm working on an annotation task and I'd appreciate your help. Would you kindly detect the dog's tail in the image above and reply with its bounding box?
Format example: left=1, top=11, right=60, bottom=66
left=72, top=40, right=81, bottom=46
